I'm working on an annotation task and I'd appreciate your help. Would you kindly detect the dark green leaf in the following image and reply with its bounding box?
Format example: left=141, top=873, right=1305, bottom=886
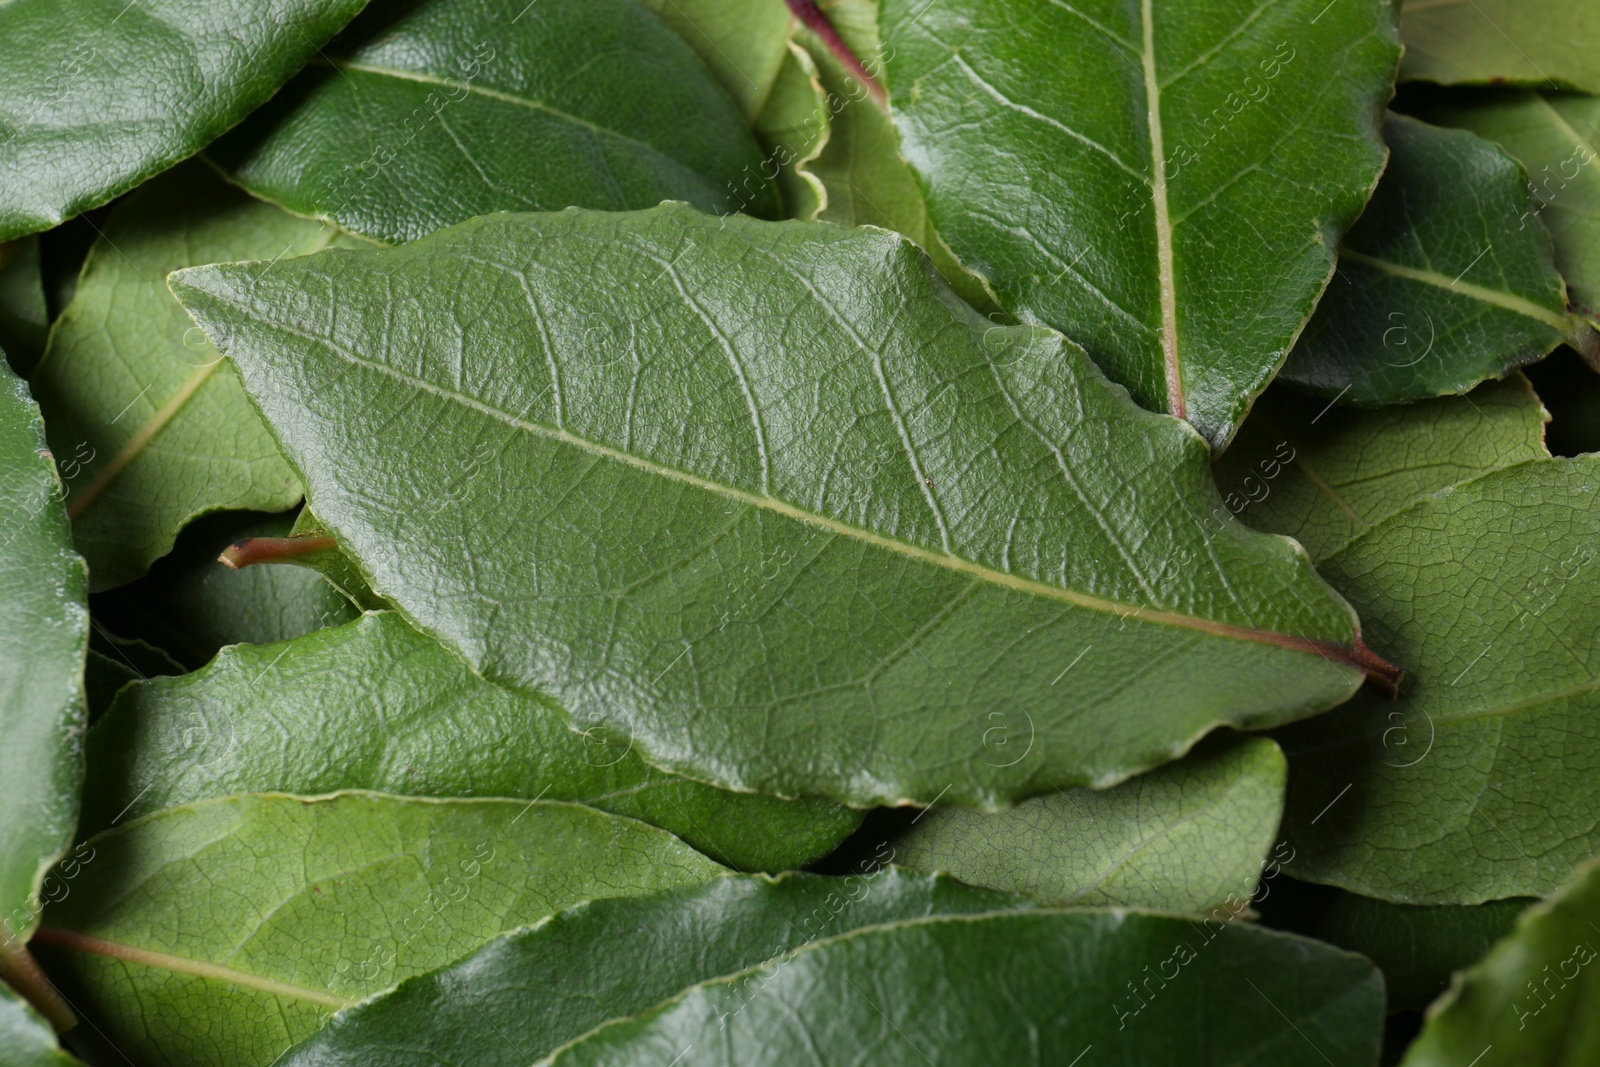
left=1399, top=0, right=1600, bottom=96
left=1281, top=114, right=1575, bottom=404
left=211, top=0, right=779, bottom=244
left=0, top=0, right=369, bottom=241
left=545, top=909, right=1384, bottom=1067
left=279, top=871, right=1032, bottom=1067
left=0, top=237, right=48, bottom=376
left=892, top=735, right=1285, bottom=912
left=1401, top=856, right=1600, bottom=1065
left=0, top=362, right=87, bottom=953
left=1257, top=877, right=1532, bottom=1012
left=81, top=611, right=862, bottom=871
left=28, top=163, right=362, bottom=591
left=875, top=0, right=1399, bottom=445
left=34, top=793, right=722, bottom=1067
left=1418, top=90, right=1600, bottom=329
left=171, top=206, right=1386, bottom=810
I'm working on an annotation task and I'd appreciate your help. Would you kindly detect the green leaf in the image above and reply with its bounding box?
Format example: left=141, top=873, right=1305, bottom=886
left=0, top=363, right=87, bottom=955
left=751, top=41, right=830, bottom=220
left=0, top=0, right=369, bottom=242
left=1418, top=90, right=1600, bottom=328
left=636, top=0, right=796, bottom=120
left=1399, top=0, right=1600, bottom=96
left=171, top=205, right=1387, bottom=810
left=1280, top=114, right=1576, bottom=404
left=545, top=909, right=1384, bottom=1067
left=799, top=1, right=997, bottom=310
left=0, top=982, right=76, bottom=1067
left=1276, top=456, right=1600, bottom=903
left=892, top=734, right=1285, bottom=912
left=81, top=611, right=862, bottom=872
left=1401, top=855, right=1600, bottom=1066
left=211, top=0, right=779, bottom=245
left=279, top=871, right=1032, bottom=1067
left=0, top=237, right=48, bottom=376
left=28, top=162, right=362, bottom=591
left=1215, top=376, right=1549, bottom=562
left=874, top=0, right=1399, bottom=445
left=34, top=793, right=722, bottom=1067
left=280, top=507, right=388, bottom=612
left=1257, top=877, right=1532, bottom=1012
left=92, top=510, right=359, bottom=669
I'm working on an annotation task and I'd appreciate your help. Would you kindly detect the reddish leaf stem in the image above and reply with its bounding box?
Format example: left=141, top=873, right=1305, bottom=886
left=217, top=534, right=337, bottom=570
left=786, top=0, right=887, bottom=105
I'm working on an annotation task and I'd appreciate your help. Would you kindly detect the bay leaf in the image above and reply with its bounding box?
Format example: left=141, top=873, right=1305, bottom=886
left=1281, top=114, right=1577, bottom=405
left=171, top=205, right=1391, bottom=810
left=211, top=0, right=779, bottom=245
left=0, top=0, right=369, bottom=241
left=1401, top=856, right=1600, bottom=1066
left=279, top=871, right=1032, bottom=1067
left=33, top=794, right=722, bottom=1067
left=28, top=162, right=363, bottom=591
left=875, top=0, right=1400, bottom=445
left=892, top=734, right=1285, bottom=913
left=0, top=362, right=88, bottom=957
left=81, top=611, right=862, bottom=872
left=0, top=982, right=76, bottom=1067
left=545, top=909, right=1384, bottom=1067
left=1399, top=0, right=1600, bottom=96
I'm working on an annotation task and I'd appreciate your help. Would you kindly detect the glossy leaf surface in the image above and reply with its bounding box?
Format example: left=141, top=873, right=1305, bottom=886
left=893, top=735, right=1284, bottom=912
left=1281, top=114, right=1573, bottom=404
left=212, top=0, right=778, bottom=244
left=28, top=163, right=356, bottom=591
left=1399, top=0, right=1600, bottom=95
left=875, top=0, right=1399, bottom=444
left=280, top=872, right=1031, bottom=1067
left=1402, top=856, right=1600, bottom=1066
left=545, top=910, right=1384, bottom=1067
left=0, top=0, right=369, bottom=241
left=171, top=206, right=1382, bottom=810
left=0, top=364, right=87, bottom=952
left=34, top=794, right=721, bottom=1067
left=81, top=612, right=861, bottom=871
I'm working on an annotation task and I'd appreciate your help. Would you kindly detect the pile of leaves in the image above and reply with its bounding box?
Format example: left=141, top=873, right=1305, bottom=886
left=2, top=0, right=1598, bottom=1064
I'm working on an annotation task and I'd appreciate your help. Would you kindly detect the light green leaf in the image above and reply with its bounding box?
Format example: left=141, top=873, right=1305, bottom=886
left=1419, top=91, right=1600, bottom=329
left=171, top=205, right=1389, bottom=810
left=1258, top=877, right=1532, bottom=1012
left=279, top=872, right=1032, bottom=1067
left=28, top=163, right=362, bottom=591
left=1281, top=114, right=1577, bottom=404
left=0, top=237, right=48, bottom=376
left=1215, top=376, right=1549, bottom=562
left=34, top=793, right=722, bottom=1067
left=1399, top=0, right=1600, bottom=95
left=91, top=510, right=359, bottom=669
left=0, top=982, right=76, bottom=1067
left=545, top=909, right=1384, bottom=1067
left=799, top=0, right=996, bottom=309
left=0, top=0, right=369, bottom=242
left=892, top=735, right=1285, bottom=912
left=875, top=0, right=1399, bottom=445
left=211, top=0, right=778, bottom=245
left=1402, top=855, right=1600, bottom=1066
left=81, top=611, right=862, bottom=872
left=636, top=0, right=795, bottom=120
left=0, top=362, right=87, bottom=956
left=752, top=41, right=830, bottom=220
left=1276, top=457, right=1600, bottom=903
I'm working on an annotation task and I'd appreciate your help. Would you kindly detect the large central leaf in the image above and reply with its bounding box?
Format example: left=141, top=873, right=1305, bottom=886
left=172, top=205, right=1388, bottom=810
left=875, top=0, right=1399, bottom=445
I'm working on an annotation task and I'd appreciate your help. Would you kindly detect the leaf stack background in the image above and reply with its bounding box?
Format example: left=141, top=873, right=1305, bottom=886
left=1, top=0, right=1597, bottom=1064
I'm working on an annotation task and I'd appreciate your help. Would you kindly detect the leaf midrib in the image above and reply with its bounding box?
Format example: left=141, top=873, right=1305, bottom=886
left=238, top=312, right=1368, bottom=668
left=1340, top=248, right=1572, bottom=333
left=1139, top=0, right=1184, bottom=418
left=31, top=927, right=356, bottom=1009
